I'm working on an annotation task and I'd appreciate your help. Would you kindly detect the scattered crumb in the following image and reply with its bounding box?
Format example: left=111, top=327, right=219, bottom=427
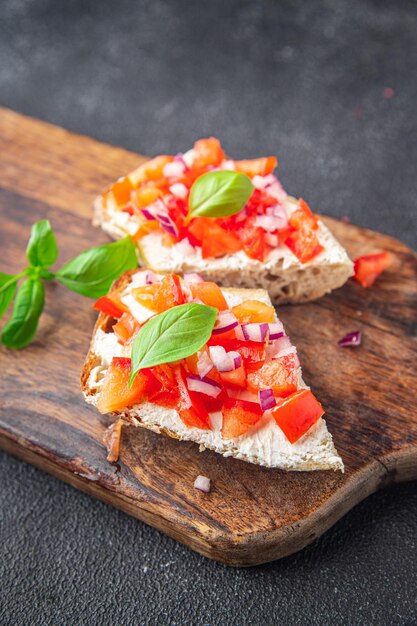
left=194, top=475, right=211, bottom=493
left=199, top=443, right=206, bottom=452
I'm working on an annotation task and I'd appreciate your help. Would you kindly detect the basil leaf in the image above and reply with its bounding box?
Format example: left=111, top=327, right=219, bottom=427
left=26, top=220, right=58, bottom=268
left=186, top=170, right=254, bottom=223
left=130, top=303, right=217, bottom=385
left=1, top=279, right=45, bottom=349
left=0, top=272, right=18, bottom=319
left=55, top=237, right=137, bottom=298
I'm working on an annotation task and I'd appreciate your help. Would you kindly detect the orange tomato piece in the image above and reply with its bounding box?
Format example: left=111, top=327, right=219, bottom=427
left=219, top=363, right=247, bottom=388
left=97, top=357, right=152, bottom=414
left=271, top=389, right=324, bottom=443
left=132, top=275, right=185, bottom=313
left=289, top=199, right=319, bottom=230
left=110, top=176, right=134, bottom=205
left=221, top=398, right=263, bottom=439
left=234, top=157, right=277, bottom=177
left=247, top=357, right=297, bottom=397
left=189, top=281, right=228, bottom=310
left=231, top=300, right=275, bottom=324
left=131, top=185, right=163, bottom=208
left=193, top=137, right=225, bottom=167
left=144, top=155, right=173, bottom=181
left=353, top=252, right=392, bottom=288
left=113, top=312, right=140, bottom=345
left=132, top=220, right=161, bottom=241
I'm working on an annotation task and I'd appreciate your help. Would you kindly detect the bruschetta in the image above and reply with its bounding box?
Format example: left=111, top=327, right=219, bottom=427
left=82, top=270, right=343, bottom=471
left=93, top=138, right=353, bottom=304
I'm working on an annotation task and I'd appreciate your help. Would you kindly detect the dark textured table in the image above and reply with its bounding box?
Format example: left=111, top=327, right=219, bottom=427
left=1, top=1, right=416, bottom=624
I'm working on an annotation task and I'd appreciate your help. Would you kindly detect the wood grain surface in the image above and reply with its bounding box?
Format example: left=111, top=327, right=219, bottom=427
left=0, top=107, right=416, bottom=566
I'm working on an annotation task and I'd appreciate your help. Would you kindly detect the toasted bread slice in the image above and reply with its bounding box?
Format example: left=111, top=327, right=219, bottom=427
left=82, top=271, right=343, bottom=471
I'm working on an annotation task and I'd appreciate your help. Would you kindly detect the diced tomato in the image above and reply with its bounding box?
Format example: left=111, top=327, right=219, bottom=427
left=110, top=176, right=134, bottom=205
left=175, top=367, right=212, bottom=429
left=132, top=220, right=161, bottom=241
left=96, top=357, right=154, bottom=414
left=353, top=252, right=392, bottom=288
left=271, top=389, right=324, bottom=443
left=133, top=274, right=185, bottom=313
left=188, top=219, right=241, bottom=258
left=208, top=337, right=266, bottom=365
left=93, top=296, right=126, bottom=319
left=231, top=299, right=275, bottom=324
left=284, top=228, right=324, bottom=263
left=147, top=364, right=179, bottom=408
left=234, top=157, right=277, bottom=177
left=189, top=281, right=228, bottom=310
left=289, top=199, right=319, bottom=231
left=113, top=312, right=140, bottom=345
left=144, top=156, right=173, bottom=181
left=193, top=137, right=225, bottom=168
left=247, top=357, right=297, bottom=397
left=221, top=398, right=263, bottom=439
left=219, top=363, right=247, bottom=388
left=238, top=224, right=266, bottom=261
left=131, top=185, right=163, bottom=208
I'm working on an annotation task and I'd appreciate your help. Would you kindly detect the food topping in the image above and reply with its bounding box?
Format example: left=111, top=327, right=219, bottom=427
left=95, top=272, right=324, bottom=444
left=353, top=251, right=392, bottom=287
left=103, top=138, right=326, bottom=265
left=337, top=330, right=362, bottom=347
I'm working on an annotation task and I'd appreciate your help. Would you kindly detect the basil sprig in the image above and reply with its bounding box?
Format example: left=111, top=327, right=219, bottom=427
left=185, top=170, right=254, bottom=224
left=0, top=219, right=137, bottom=349
left=129, top=303, right=217, bottom=385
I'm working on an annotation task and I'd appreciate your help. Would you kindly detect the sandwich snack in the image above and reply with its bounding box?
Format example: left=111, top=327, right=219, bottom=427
left=93, top=138, right=353, bottom=304
left=82, top=270, right=343, bottom=471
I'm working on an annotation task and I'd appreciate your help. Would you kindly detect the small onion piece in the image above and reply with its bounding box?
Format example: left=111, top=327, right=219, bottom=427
left=337, top=330, right=362, bottom=347
left=141, top=208, right=156, bottom=221
left=209, top=345, right=240, bottom=372
left=197, top=351, right=214, bottom=378
left=169, top=182, right=189, bottom=199
left=271, top=335, right=297, bottom=359
left=254, top=215, right=284, bottom=232
left=141, top=199, right=179, bottom=237
left=130, top=270, right=160, bottom=287
left=186, top=374, right=222, bottom=398
left=268, top=322, right=284, bottom=340
left=163, top=159, right=187, bottom=179
left=184, top=272, right=204, bottom=283
left=240, top=322, right=269, bottom=342
left=212, top=311, right=239, bottom=335
left=265, top=204, right=289, bottom=229
left=264, top=232, right=279, bottom=247
left=194, top=475, right=211, bottom=493
left=259, top=389, right=276, bottom=411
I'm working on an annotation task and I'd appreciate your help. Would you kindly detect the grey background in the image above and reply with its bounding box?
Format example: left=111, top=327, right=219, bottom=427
left=1, top=0, right=416, bottom=624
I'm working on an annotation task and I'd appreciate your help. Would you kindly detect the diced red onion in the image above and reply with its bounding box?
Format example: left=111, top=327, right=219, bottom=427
left=184, top=272, right=204, bottom=283
left=186, top=374, right=222, bottom=398
left=141, top=208, right=156, bottom=221
left=265, top=204, right=289, bottom=228
left=337, top=330, right=362, bottom=347
left=259, top=389, right=276, bottom=411
left=209, top=345, right=240, bottom=372
left=212, top=311, right=239, bottom=335
left=252, top=174, right=274, bottom=190
left=194, top=475, right=211, bottom=493
left=240, top=322, right=270, bottom=342
left=254, top=215, right=284, bottom=232
left=174, top=152, right=189, bottom=168
left=131, top=270, right=160, bottom=287
left=271, top=335, right=297, bottom=359
left=141, top=199, right=179, bottom=237
left=197, top=351, right=213, bottom=378
left=163, top=160, right=187, bottom=178
left=169, top=182, right=188, bottom=199
left=268, top=322, right=284, bottom=340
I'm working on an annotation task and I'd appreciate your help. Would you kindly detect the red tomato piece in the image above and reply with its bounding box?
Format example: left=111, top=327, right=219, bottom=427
left=271, top=389, right=324, bottom=443
left=187, top=219, right=241, bottom=258
left=289, top=199, right=319, bottom=231
left=93, top=296, right=126, bottom=319
left=247, top=357, right=297, bottom=397
left=353, top=252, right=392, bottom=288
left=221, top=398, right=263, bottom=439
left=96, top=357, right=153, bottom=414
left=234, top=157, right=277, bottom=177
left=189, top=281, right=228, bottom=310
left=193, top=137, right=225, bottom=167
left=175, top=367, right=212, bottom=430
left=284, top=228, right=324, bottom=263
left=113, top=312, right=140, bottom=345
left=238, top=224, right=266, bottom=261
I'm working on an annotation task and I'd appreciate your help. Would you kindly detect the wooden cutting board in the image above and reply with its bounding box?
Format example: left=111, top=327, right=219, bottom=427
left=0, top=107, right=416, bottom=567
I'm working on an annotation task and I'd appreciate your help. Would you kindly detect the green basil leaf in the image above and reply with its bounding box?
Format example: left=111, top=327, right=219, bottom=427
left=130, top=303, right=217, bottom=385
left=0, top=272, right=18, bottom=319
left=26, top=219, right=58, bottom=268
left=1, top=279, right=45, bottom=349
left=55, top=237, right=137, bottom=298
left=186, top=170, right=254, bottom=224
